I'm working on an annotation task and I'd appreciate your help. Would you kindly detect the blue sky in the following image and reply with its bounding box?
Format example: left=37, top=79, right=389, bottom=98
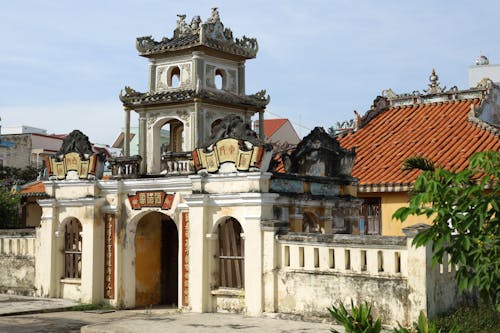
left=1, top=0, right=499, bottom=144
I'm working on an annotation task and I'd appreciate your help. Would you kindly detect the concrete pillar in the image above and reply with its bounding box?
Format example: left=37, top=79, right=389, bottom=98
left=124, top=107, right=131, bottom=157
left=403, top=224, right=432, bottom=325
left=193, top=51, right=205, bottom=90
left=238, top=62, right=245, bottom=95
left=149, top=62, right=156, bottom=92
left=80, top=210, right=104, bottom=303
left=258, top=110, right=264, bottom=140
left=185, top=194, right=208, bottom=312
left=244, top=216, right=263, bottom=315
left=262, top=225, right=279, bottom=313
left=35, top=199, right=58, bottom=298
left=194, top=101, right=201, bottom=148
left=138, top=115, right=147, bottom=174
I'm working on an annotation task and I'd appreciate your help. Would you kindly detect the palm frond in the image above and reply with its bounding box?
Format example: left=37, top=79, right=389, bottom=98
left=402, top=156, right=435, bottom=172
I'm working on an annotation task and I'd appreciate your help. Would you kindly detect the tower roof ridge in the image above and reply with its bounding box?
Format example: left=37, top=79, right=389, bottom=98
left=136, top=8, right=258, bottom=59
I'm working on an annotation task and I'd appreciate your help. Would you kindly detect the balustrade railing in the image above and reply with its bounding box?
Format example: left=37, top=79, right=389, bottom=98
left=110, top=155, right=142, bottom=179
left=161, top=151, right=194, bottom=175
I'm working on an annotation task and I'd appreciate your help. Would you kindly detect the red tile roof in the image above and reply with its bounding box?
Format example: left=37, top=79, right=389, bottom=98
left=338, top=99, right=500, bottom=187
left=20, top=181, right=47, bottom=197
left=264, top=119, right=288, bottom=138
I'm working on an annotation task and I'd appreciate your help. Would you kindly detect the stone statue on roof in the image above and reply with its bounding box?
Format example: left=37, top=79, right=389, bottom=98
left=208, top=7, right=220, bottom=23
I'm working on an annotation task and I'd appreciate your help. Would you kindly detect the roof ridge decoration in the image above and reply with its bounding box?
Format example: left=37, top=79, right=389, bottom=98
left=136, top=8, right=258, bottom=59
left=335, top=71, right=499, bottom=135
left=280, top=127, right=356, bottom=178
left=381, top=69, right=491, bottom=107
left=192, top=114, right=273, bottom=174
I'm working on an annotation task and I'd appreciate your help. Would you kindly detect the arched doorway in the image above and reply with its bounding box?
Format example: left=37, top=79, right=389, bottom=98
left=135, top=212, right=178, bottom=307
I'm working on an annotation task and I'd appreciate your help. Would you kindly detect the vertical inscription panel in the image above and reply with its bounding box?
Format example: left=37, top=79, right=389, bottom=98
left=104, top=214, right=115, bottom=299
left=182, top=212, right=189, bottom=307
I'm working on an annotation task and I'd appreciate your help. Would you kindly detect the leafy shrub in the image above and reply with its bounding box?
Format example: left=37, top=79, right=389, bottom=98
left=328, top=300, right=382, bottom=333
left=394, top=311, right=459, bottom=333
left=0, top=188, right=21, bottom=228
left=433, top=303, right=499, bottom=333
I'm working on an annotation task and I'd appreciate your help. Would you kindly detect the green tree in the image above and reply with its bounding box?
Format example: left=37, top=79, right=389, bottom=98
left=0, top=165, right=38, bottom=188
left=393, top=150, right=500, bottom=310
left=0, top=165, right=37, bottom=228
left=0, top=188, right=21, bottom=228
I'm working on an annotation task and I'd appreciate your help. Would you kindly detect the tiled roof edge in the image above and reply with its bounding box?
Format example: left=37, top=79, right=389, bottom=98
left=119, top=87, right=270, bottom=108
left=467, top=111, right=500, bottom=138
left=358, top=183, right=412, bottom=193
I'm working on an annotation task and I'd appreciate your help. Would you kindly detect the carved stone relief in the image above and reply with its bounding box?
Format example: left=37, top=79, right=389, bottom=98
left=147, top=113, right=159, bottom=129
left=176, top=110, right=190, bottom=127
left=156, top=66, right=168, bottom=90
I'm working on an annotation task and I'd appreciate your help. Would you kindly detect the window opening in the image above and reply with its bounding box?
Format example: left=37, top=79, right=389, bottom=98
left=314, top=248, right=319, bottom=268
left=215, top=68, right=224, bottom=89
left=329, top=248, right=335, bottom=269
left=345, top=249, right=351, bottom=270
left=299, top=247, right=304, bottom=267
left=361, top=250, right=367, bottom=271
left=284, top=246, right=290, bottom=267
left=218, top=218, right=244, bottom=288
left=395, top=252, right=401, bottom=273
left=377, top=251, right=384, bottom=272
left=361, top=198, right=381, bottom=235
left=64, top=218, right=82, bottom=279
left=168, top=66, right=181, bottom=88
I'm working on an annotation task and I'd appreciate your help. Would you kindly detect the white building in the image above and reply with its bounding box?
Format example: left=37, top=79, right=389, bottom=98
left=0, top=9, right=464, bottom=327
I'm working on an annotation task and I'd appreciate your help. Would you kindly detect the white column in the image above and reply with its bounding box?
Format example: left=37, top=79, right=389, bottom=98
left=35, top=199, right=59, bottom=298
left=258, top=110, right=264, bottom=140
left=185, top=194, right=208, bottom=312
left=262, top=226, right=278, bottom=312
left=403, top=225, right=432, bottom=323
left=138, top=115, right=147, bottom=174
left=80, top=210, right=104, bottom=303
left=124, top=107, right=131, bottom=157
left=244, top=216, right=263, bottom=315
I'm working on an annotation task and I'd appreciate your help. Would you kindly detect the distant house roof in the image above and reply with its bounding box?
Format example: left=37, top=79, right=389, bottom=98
left=112, top=132, right=136, bottom=148
left=20, top=181, right=47, bottom=198
left=338, top=73, right=500, bottom=192
left=263, top=119, right=288, bottom=139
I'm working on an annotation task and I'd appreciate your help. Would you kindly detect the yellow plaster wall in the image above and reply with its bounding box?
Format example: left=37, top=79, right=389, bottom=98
left=135, top=214, right=162, bottom=306
left=360, top=192, right=432, bottom=236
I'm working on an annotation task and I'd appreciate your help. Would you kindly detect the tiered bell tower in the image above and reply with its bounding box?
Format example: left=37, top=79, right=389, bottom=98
left=120, top=8, right=269, bottom=174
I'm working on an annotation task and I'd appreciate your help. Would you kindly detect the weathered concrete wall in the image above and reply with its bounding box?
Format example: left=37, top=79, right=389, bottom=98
left=0, top=134, right=32, bottom=168
left=276, top=270, right=409, bottom=325
left=0, top=229, right=36, bottom=295
left=0, top=256, right=35, bottom=295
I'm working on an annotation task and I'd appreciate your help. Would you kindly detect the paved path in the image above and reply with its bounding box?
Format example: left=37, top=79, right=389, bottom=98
left=0, top=294, right=343, bottom=332
left=0, top=294, right=76, bottom=316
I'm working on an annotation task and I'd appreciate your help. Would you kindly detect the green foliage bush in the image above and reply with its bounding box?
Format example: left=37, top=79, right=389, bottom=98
left=393, top=311, right=459, bottom=333
left=0, top=188, right=21, bottom=228
left=328, top=300, right=382, bottom=333
left=393, top=151, right=500, bottom=310
left=433, top=303, right=499, bottom=333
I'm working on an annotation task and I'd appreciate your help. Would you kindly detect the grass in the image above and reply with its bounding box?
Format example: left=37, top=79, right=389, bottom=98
left=69, top=303, right=115, bottom=311
left=433, top=303, right=499, bottom=333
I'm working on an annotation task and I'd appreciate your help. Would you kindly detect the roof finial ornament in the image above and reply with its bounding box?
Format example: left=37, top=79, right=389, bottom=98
left=475, top=53, right=489, bottom=66
left=208, top=7, right=220, bottom=23
left=424, top=68, right=445, bottom=94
